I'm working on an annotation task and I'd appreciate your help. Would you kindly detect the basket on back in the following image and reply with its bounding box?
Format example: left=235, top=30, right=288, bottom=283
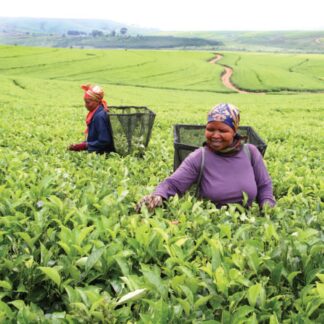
left=108, top=106, right=156, bottom=156
left=173, top=124, right=267, bottom=170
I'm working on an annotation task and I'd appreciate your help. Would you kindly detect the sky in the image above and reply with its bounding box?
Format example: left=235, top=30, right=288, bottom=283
left=2, top=0, right=324, bottom=31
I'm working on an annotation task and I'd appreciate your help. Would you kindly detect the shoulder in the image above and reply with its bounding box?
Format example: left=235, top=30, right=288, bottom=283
left=185, top=147, right=204, bottom=161
left=181, top=147, right=204, bottom=169
left=94, top=107, right=108, bottom=120
left=245, top=143, right=261, bottom=157
left=245, top=143, right=263, bottom=165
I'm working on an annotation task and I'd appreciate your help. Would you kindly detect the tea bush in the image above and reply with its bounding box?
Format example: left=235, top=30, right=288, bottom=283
left=0, top=46, right=323, bottom=322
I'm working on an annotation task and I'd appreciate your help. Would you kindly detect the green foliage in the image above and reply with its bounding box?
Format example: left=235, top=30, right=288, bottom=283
left=0, top=45, right=323, bottom=322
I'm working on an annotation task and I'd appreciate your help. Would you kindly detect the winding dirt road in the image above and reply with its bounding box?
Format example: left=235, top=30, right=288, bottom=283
left=210, top=53, right=324, bottom=95
left=221, top=66, right=249, bottom=94
left=209, top=54, right=254, bottom=94
left=209, top=54, right=223, bottom=65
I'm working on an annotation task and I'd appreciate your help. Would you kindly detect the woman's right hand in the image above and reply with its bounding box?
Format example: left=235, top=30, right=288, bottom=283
left=135, top=194, right=163, bottom=213
left=68, top=142, right=88, bottom=151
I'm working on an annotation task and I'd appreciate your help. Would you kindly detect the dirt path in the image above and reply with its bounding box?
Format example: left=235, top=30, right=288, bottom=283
left=221, top=66, right=250, bottom=94
left=209, top=54, right=223, bottom=64
left=210, top=54, right=261, bottom=94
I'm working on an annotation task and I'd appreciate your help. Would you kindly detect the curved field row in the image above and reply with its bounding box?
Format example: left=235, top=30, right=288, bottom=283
left=3, top=45, right=324, bottom=93
left=0, top=46, right=229, bottom=93
left=219, top=52, right=324, bottom=92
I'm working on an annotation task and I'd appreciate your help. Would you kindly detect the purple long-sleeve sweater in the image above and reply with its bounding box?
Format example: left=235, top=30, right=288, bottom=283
left=154, top=144, right=275, bottom=208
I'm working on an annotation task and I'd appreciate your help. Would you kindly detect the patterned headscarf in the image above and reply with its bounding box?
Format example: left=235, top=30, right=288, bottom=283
left=207, top=103, right=240, bottom=132
left=81, top=84, right=108, bottom=111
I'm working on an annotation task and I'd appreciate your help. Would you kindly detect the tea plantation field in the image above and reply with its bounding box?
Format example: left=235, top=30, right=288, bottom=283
left=219, top=52, right=324, bottom=92
left=0, top=45, right=323, bottom=322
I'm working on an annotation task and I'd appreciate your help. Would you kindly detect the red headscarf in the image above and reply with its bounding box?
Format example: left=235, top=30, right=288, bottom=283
left=81, top=84, right=108, bottom=134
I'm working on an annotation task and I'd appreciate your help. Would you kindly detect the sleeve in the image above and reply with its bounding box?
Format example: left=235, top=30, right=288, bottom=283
left=249, top=144, right=276, bottom=208
left=153, top=149, right=202, bottom=199
left=87, top=113, right=112, bottom=152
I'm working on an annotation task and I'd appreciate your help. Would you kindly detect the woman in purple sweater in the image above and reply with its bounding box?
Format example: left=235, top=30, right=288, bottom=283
left=136, top=103, right=275, bottom=211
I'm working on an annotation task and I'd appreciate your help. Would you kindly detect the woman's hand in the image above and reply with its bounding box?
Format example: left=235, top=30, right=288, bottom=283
left=68, top=142, right=88, bottom=151
left=135, top=194, right=163, bottom=213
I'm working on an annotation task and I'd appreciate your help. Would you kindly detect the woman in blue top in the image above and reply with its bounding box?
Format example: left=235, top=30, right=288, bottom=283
left=69, top=84, right=114, bottom=154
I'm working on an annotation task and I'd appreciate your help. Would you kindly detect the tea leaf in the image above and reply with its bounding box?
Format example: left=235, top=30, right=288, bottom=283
left=116, top=288, right=147, bottom=305
left=316, top=282, right=324, bottom=298
left=85, top=247, right=105, bottom=273
left=0, top=280, right=12, bottom=290
left=194, top=295, right=212, bottom=310
left=247, top=283, right=266, bottom=308
left=38, top=267, right=61, bottom=286
left=316, top=274, right=324, bottom=283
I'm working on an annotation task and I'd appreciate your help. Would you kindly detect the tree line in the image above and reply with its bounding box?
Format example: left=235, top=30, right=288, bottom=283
left=67, top=27, right=128, bottom=37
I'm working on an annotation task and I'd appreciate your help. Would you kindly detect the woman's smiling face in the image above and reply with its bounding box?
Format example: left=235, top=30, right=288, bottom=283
left=205, top=121, right=235, bottom=151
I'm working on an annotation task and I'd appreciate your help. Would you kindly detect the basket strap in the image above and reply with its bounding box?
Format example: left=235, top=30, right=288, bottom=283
left=195, top=147, right=205, bottom=198
left=243, top=143, right=252, bottom=164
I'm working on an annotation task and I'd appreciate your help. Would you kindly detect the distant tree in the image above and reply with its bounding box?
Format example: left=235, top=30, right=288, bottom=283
left=120, top=27, right=128, bottom=36
left=91, top=30, right=104, bottom=37
left=67, top=30, right=83, bottom=36
left=110, top=30, right=116, bottom=37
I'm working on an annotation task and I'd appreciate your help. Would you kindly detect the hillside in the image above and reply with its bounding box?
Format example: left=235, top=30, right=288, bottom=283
left=157, top=30, right=324, bottom=53
left=0, top=33, right=222, bottom=49
left=2, top=18, right=324, bottom=52
left=0, top=17, right=222, bottom=49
